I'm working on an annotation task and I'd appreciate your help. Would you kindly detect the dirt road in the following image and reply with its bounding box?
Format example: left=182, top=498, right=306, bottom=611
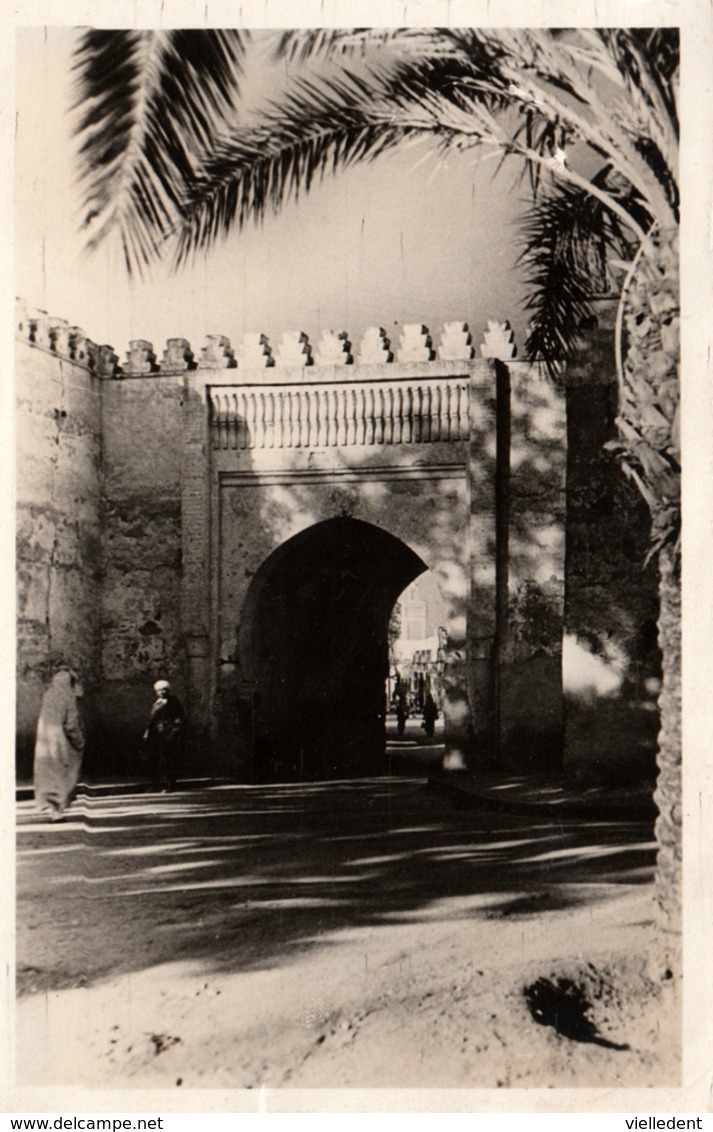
left=15, top=777, right=679, bottom=1091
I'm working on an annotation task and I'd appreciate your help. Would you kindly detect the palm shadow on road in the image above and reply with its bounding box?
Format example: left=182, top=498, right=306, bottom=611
left=16, top=778, right=657, bottom=993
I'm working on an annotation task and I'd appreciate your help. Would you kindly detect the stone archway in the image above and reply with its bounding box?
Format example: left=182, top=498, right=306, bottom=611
left=179, top=347, right=568, bottom=778
left=238, top=517, right=427, bottom=779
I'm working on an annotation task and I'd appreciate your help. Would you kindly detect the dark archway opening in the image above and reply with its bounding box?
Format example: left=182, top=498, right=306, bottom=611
left=238, top=517, right=427, bottom=780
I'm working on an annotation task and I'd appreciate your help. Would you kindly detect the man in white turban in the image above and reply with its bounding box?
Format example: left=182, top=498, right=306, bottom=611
left=33, top=669, right=85, bottom=821
left=143, top=679, right=186, bottom=792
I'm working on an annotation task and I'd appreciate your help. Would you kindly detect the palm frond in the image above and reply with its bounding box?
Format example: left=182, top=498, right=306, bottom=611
left=271, top=29, right=373, bottom=63
left=470, top=29, right=677, bottom=228
left=71, top=25, right=679, bottom=277
left=172, top=41, right=658, bottom=266
left=600, top=28, right=678, bottom=134
left=173, top=53, right=514, bottom=263
left=271, top=27, right=487, bottom=64
left=571, top=30, right=679, bottom=220
left=518, top=173, right=633, bottom=369
left=173, top=67, right=424, bottom=264
left=73, top=28, right=248, bottom=274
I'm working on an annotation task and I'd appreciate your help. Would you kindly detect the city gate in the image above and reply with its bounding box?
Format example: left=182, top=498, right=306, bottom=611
left=180, top=321, right=567, bottom=778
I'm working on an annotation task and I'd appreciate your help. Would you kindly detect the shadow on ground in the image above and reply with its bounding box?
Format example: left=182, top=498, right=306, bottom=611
left=16, top=776, right=656, bottom=994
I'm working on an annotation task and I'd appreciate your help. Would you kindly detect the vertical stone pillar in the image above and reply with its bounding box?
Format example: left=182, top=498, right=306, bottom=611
left=462, top=360, right=499, bottom=768
left=181, top=375, right=212, bottom=761
left=499, top=361, right=567, bottom=770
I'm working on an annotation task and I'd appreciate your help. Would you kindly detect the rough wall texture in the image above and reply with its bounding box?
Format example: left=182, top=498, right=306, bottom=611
left=563, top=323, right=660, bottom=788
left=99, top=377, right=185, bottom=768
left=16, top=341, right=102, bottom=777
left=499, top=365, right=567, bottom=770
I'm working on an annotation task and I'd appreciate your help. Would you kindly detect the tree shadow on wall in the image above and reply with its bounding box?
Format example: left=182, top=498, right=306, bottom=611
left=503, top=365, right=661, bottom=788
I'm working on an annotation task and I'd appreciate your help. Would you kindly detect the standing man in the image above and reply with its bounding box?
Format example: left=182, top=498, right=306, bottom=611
left=143, top=679, right=185, bottom=792
left=422, top=692, right=439, bottom=739
left=396, top=697, right=408, bottom=738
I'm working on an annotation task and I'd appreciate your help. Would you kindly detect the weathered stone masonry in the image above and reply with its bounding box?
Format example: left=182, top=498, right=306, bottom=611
left=16, top=310, right=103, bottom=774
left=15, top=303, right=659, bottom=785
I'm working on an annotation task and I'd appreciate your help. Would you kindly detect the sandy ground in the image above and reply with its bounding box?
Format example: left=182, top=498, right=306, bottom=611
left=15, top=774, right=680, bottom=1092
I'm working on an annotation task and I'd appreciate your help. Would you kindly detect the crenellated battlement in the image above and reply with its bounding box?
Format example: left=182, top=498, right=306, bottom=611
left=16, top=299, right=518, bottom=378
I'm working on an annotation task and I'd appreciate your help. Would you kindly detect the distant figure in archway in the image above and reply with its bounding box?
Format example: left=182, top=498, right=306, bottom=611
left=143, top=679, right=185, bottom=792
left=396, top=697, right=409, bottom=738
left=422, top=693, right=439, bottom=738
left=33, top=669, right=85, bottom=822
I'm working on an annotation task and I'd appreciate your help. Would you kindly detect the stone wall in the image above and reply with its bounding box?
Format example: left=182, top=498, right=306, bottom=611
left=498, top=362, right=567, bottom=771
left=15, top=305, right=660, bottom=789
left=15, top=327, right=102, bottom=778
left=563, top=320, right=660, bottom=788
left=99, top=374, right=185, bottom=768
left=15, top=315, right=189, bottom=776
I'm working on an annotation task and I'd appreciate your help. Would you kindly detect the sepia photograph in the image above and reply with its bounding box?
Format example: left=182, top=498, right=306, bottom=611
left=8, top=0, right=712, bottom=1111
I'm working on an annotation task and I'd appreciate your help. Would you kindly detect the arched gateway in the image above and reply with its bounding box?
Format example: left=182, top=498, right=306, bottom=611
left=179, top=322, right=568, bottom=779
left=238, top=517, right=426, bottom=777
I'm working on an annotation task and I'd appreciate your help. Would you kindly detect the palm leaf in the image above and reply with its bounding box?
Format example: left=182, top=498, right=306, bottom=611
left=174, top=68, right=422, bottom=264
left=71, top=26, right=678, bottom=275
left=475, top=29, right=676, bottom=228
left=73, top=28, right=248, bottom=274
left=174, top=41, right=655, bottom=265
left=518, top=172, right=636, bottom=369
left=599, top=28, right=678, bottom=135
left=270, top=29, right=373, bottom=63
left=272, top=27, right=513, bottom=77
left=173, top=54, right=516, bottom=264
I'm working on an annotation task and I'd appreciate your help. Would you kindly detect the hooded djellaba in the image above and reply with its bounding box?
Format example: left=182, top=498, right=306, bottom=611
left=33, top=668, right=85, bottom=821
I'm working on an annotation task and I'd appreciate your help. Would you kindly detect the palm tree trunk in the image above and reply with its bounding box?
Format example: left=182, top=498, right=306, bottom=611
left=617, top=228, right=681, bottom=945
left=653, top=545, right=682, bottom=928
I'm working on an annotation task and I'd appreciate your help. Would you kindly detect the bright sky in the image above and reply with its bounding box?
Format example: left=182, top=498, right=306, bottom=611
left=15, top=26, right=531, bottom=361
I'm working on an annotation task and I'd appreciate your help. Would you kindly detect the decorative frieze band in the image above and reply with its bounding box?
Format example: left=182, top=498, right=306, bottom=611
left=16, top=300, right=518, bottom=377
left=209, top=377, right=470, bottom=450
